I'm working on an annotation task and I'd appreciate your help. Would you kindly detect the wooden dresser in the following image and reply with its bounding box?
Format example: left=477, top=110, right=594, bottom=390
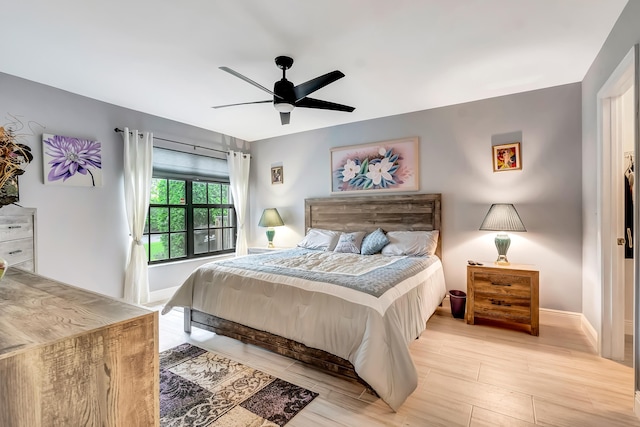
left=0, top=269, right=159, bottom=426
left=0, top=205, right=36, bottom=272
left=466, top=263, right=539, bottom=336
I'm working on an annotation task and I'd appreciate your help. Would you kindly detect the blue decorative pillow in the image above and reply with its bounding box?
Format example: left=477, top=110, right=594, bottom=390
left=360, top=228, right=389, bottom=255
left=334, top=231, right=366, bottom=254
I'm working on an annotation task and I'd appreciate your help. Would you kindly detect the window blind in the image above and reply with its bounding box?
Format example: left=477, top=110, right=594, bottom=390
left=152, top=147, right=229, bottom=181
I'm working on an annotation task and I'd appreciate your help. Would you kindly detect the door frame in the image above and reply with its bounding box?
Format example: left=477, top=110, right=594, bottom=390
left=597, top=45, right=640, bottom=418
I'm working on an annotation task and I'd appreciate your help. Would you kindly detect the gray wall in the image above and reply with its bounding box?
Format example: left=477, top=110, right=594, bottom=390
left=0, top=72, right=248, bottom=298
left=581, top=0, right=640, bottom=335
left=249, top=83, right=583, bottom=312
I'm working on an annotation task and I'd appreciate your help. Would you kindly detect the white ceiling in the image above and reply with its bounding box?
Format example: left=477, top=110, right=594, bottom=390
left=1, top=1, right=628, bottom=142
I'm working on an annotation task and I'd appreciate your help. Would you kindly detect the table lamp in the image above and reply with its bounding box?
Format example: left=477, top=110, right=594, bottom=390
left=479, top=204, right=526, bottom=265
left=258, top=208, right=284, bottom=248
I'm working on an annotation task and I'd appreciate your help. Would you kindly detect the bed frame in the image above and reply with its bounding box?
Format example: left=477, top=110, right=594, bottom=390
left=184, top=193, right=442, bottom=387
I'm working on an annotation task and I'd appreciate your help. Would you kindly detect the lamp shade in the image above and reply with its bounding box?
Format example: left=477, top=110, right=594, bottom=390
left=258, top=208, right=284, bottom=228
left=479, top=204, right=526, bottom=232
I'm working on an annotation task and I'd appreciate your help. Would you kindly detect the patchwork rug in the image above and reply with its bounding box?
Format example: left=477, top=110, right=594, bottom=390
left=160, top=343, right=318, bottom=426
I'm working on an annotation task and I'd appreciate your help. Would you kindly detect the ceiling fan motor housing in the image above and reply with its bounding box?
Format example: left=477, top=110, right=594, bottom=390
left=274, top=79, right=296, bottom=111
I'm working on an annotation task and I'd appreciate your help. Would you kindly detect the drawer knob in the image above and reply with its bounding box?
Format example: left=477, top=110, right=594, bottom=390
left=7, top=225, right=22, bottom=229
left=491, top=282, right=512, bottom=287
left=490, top=299, right=512, bottom=307
left=8, top=250, right=22, bottom=255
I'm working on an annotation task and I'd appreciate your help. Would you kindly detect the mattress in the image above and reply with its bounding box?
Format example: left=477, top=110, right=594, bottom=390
left=162, top=248, right=447, bottom=410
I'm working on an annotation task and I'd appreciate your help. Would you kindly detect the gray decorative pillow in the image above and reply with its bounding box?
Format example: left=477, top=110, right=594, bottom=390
left=333, top=231, right=366, bottom=254
left=360, top=228, right=389, bottom=255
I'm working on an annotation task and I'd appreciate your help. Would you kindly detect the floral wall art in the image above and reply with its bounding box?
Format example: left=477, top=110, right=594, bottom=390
left=43, top=133, right=102, bottom=187
left=330, top=137, right=419, bottom=193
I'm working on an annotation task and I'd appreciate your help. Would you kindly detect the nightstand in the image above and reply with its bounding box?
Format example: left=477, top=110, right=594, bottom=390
left=247, top=247, right=290, bottom=254
left=466, top=263, right=539, bottom=336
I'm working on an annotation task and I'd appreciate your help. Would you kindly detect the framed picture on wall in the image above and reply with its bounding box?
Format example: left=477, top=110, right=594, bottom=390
left=330, top=137, right=419, bottom=194
left=271, top=166, right=283, bottom=184
left=492, top=142, right=522, bottom=172
left=42, top=133, right=103, bottom=186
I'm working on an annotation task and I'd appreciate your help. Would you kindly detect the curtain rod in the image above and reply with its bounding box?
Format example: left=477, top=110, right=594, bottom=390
left=114, top=127, right=238, bottom=156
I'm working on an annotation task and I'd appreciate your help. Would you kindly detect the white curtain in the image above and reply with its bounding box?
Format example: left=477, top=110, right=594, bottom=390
left=227, top=150, right=251, bottom=256
left=123, top=127, right=153, bottom=304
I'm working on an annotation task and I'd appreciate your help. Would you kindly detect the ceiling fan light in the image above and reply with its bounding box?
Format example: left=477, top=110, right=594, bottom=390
left=274, top=102, right=294, bottom=113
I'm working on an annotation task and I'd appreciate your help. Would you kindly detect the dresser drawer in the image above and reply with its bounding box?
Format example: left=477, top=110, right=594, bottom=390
left=0, top=238, right=33, bottom=266
left=11, top=259, right=34, bottom=272
left=472, top=273, right=531, bottom=298
left=474, top=295, right=531, bottom=324
left=0, top=216, right=33, bottom=241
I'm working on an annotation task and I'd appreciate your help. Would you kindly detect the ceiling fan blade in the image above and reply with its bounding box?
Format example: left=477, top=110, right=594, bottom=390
left=280, top=112, right=290, bottom=125
left=219, top=67, right=283, bottom=99
left=212, top=100, right=272, bottom=109
left=293, top=70, right=345, bottom=101
left=295, top=97, right=355, bottom=112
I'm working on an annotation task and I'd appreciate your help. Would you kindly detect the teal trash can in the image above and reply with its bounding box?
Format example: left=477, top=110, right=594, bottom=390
left=449, top=290, right=466, bottom=319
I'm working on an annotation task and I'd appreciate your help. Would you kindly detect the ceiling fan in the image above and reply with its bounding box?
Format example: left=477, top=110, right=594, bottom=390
left=213, top=56, right=355, bottom=125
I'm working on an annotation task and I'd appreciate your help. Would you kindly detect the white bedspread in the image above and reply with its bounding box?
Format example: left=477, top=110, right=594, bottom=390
left=162, top=250, right=446, bottom=410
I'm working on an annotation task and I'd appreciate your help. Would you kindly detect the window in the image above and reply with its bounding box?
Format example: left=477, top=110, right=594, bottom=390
left=143, top=177, right=236, bottom=264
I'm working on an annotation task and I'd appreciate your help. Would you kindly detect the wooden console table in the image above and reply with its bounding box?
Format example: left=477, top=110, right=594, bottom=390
left=0, top=268, right=159, bottom=426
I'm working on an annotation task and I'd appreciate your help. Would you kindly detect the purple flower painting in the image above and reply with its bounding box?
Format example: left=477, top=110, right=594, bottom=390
left=43, top=134, right=102, bottom=187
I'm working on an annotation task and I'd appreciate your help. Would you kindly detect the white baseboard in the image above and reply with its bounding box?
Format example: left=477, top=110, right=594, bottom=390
left=149, top=286, right=179, bottom=304
left=539, top=307, right=581, bottom=319
left=536, top=308, right=598, bottom=353
left=580, top=313, right=599, bottom=353
left=635, top=391, right=640, bottom=420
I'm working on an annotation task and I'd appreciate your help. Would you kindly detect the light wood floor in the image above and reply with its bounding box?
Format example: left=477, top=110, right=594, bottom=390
left=156, top=300, right=640, bottom=426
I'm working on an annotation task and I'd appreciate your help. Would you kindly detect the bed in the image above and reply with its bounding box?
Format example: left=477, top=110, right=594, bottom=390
left=162, top=194, right=446, bottom=410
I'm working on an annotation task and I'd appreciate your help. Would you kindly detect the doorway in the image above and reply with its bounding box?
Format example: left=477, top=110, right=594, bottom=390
left=622, top=85, right=635, bottom=368
left=597, top=44, right=639, bottom=415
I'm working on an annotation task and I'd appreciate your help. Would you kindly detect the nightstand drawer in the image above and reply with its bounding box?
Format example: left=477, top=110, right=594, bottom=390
left=12, top=259, right=34, bottom=271
left=473, top=273, right=531, bottom=298
left=474, top=295, right=531, bottom=324
left=0, top=216, right=33, bottom=241
left=0, top=237, right=33, bottom=266
left=0, top=206, right=37, bottom=273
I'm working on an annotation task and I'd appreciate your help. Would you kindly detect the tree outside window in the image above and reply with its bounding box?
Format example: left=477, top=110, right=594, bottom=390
left=143, top=177, right=235, bottom=264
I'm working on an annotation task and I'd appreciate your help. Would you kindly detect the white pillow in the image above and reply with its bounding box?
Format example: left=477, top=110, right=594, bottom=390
left=333, top=231, right=366, bottom=254
left=297, top=228, right=342, bottom=251
left=381, top=230, right=439, bottom=256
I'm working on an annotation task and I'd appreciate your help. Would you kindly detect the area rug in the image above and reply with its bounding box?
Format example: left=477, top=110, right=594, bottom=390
left=160, top=343, right=318, bottom=426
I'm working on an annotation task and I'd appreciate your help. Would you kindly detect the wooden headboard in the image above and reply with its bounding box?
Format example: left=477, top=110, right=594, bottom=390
left=304, top=194, right=442, bottom=259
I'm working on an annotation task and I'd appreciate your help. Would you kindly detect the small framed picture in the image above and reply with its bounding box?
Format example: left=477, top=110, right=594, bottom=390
left=492, top=142, right=522, bottom=172
left=271, top=166, right=283, bottom=184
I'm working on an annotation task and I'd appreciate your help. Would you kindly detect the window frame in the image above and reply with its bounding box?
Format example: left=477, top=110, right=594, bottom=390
left=144, top=174, right=236, bottom=265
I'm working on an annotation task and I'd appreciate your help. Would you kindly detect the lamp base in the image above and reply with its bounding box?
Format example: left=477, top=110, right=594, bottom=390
left=266, top=228, right=275, bottom=248
left=494, top=233, right=511, bottom=266
left=495, top=255, right=510, bottom=266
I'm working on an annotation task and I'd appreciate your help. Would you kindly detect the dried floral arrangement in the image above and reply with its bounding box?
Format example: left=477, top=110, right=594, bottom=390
left=0, top=126, right=33, bottom=204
